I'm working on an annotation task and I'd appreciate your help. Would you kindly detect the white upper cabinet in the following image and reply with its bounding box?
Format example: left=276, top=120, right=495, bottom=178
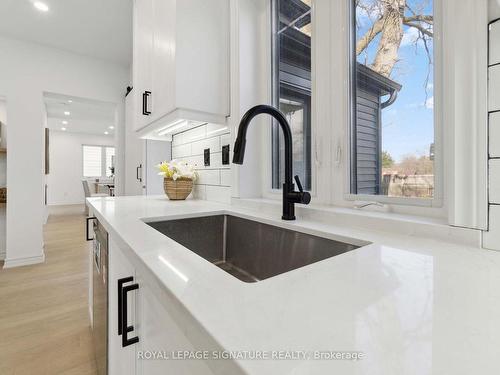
left=133, top=0, right=154, bottom=131
left=133, top=0, right=230, bottom=138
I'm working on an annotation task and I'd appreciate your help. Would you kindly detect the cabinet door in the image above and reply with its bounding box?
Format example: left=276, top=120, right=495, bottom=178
left=136, top=273, right=215, bottom=375
left=133, top=0, right=154, bottom=131
left=108, top=238, right=138, bottom=375
left=150, top=0, right=177, bottom=120
left=124, top=91, right=146, bottom=196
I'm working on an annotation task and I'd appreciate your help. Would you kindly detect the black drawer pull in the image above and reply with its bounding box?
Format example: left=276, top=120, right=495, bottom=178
left=86, top=217, right=96, bottom=241
left=117, top=277, right=134, bottom=335
left=142, top=91, right=151, bottom=115
left=121, top=282, right=140, bottom=347
left=136, top=164, right=142, bottom=182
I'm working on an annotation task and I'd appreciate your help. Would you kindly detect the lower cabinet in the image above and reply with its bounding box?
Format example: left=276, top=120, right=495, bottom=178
left=107, top=236, right=215, bottom=375
left=136, top=274, right=215, bottom=375
left=108, top=237, right=137, bottom=375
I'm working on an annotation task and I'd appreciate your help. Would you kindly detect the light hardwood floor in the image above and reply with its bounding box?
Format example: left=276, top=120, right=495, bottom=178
left=0, top=211, right=97, bottom=375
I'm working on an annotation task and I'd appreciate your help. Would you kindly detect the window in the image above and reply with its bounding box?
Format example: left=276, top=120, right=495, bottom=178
left=272, top=0, right=312, bottom=190
left=83, top=146, right=102, bottom=177
left=350, top=0, right=434, bottom=199
left=83, top=145, right=115, bottom=178
left=105, top=147, right=115, bottom=177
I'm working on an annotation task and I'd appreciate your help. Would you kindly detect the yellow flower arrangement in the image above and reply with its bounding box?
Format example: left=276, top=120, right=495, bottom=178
left=157, top=160, right=198, bottom=181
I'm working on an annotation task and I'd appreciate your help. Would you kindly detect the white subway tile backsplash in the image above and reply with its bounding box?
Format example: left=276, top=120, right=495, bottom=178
left=490, top=160, right=500, bottom=203
left=172, top=123, right=231, bottom=203
left=196, top=170, right=220, bottom=185
left=220, top=133, right=231, bottom=148
left=490, top=21, right=500, bottom=66
left=190, top=184, right=206, bottom=200
left=207, top=152, right=228, bottom=170
left=185, top=153, right=229, bottom=170
left=185, top=154, right=204, bottom=168
left=490, top=112, right=500, bottom=158
left=172, top=143, right=191, bottom=159
left=206, top=123, right=229, bottom=136
left=489, top=65, right=500, bottom=112
left=483, top=204, right=500, bottom=250
left=206, top=185, right=231, bottom=204
left=207, top=152, right=223, bottom=169
left=183, top=126, right=207, bottom=144
left=220, top=169, right=231, bottom=186
left=191, top=137, right=220, bottom=156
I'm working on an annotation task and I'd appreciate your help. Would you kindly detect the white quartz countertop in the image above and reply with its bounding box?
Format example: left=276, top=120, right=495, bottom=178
left=87, top=195, right=500, bottom=375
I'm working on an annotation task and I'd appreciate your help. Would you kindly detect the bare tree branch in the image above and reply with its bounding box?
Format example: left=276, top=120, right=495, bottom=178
left=356, top=17, right=385, bottom=55
left=356, top=0, right=434, bottom=78
left=403, top=21, right=433, bottom=37
left=371, top=0, right=406, bottom=77
left=403, top=15, right=433, bottom=25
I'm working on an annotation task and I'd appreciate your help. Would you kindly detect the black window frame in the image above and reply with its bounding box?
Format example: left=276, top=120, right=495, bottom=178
left=271, top=0, right=312, bottom=191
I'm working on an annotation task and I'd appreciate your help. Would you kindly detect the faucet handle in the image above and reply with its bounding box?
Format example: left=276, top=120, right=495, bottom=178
left=294, top=175, right=304, bottom=192
left=294, top=175, right=311, bottom=205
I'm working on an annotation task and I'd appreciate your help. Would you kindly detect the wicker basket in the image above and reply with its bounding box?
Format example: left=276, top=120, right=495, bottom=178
left=163, top=178, right=193, bottom=200
left=0, top=187, right=6, bottom=203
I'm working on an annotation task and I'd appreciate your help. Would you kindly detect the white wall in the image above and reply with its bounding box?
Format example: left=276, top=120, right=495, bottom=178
left=0, top=99, right=5, bottom=259
left=0, top=99, right=6, bottom=186
left=229, top=0, right=269, bottom=200
left=172, top=124, right=231, bottom=203
left=0, top=36, right=129, bottom=268
left=0, top=202, right=5, bottom=260
left=47, top=131, right=114, bottom=205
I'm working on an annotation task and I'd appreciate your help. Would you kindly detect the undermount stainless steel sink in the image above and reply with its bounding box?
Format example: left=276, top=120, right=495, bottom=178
left=146, top=215, right=365, bottom=283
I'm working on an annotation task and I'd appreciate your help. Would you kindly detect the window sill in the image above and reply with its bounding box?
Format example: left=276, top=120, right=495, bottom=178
left=232, top=197, right=481, bottom=248
left=344, top=193, right=443, bottom=208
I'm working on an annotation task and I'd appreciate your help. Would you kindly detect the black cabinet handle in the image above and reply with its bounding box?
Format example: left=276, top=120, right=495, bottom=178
left=86, top=217, right=96, bottom=241
left=142, top=91, right=151, bottom=116
left=117, top=277, right=134, bottom=335
left=142, top=91, right=147, bottom=115
left=121, top=282, right=140, bottom=347
left=136, top=164, right=142, bottom=183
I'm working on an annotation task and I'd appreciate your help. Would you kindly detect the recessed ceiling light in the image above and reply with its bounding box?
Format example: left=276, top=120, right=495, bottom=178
left=33, top=1, right=49, bottom=12
left=109, top=126, right=114, bottom=130
left=64, top=111, right=70, bottom=116
left=62, top=120, right=68, bottom=125
left=68, top=100, right=73, bottom=103
left=61, top=127, right=67, bottom=131
left=104, top=131, right=109, bottom=135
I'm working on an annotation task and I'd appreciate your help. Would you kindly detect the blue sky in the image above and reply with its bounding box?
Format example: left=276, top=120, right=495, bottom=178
left=357, top=0, right=434, bottom=162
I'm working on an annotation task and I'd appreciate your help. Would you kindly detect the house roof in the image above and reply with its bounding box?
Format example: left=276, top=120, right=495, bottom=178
left=357, top=63, right=402, bottom=96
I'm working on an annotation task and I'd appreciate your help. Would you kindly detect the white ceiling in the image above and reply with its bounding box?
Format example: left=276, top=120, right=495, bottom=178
left=45, top=93, right=116, bottom=136
left=0, top=0, right=132, bottom=67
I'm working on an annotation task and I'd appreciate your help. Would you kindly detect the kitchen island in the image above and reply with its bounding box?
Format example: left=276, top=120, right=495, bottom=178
left=87, top=195, right=500, bottom=375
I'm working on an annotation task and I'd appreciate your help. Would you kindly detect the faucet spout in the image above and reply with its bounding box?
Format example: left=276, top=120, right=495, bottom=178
left=233, top=105, right=311, bottom=220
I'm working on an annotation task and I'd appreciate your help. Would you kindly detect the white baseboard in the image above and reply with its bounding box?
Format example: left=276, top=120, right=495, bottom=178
left=3, top=253, right=45, bottom=268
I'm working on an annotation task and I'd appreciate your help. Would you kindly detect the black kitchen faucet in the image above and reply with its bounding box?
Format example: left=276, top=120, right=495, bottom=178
left=232, top=105, right=311, bottom=220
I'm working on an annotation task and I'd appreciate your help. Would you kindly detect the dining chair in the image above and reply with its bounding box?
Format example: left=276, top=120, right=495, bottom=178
left=82, top=180, right=108, bottom=215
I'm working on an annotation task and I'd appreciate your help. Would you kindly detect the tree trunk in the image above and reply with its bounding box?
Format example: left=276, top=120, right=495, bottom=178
left=371, top=0, right=405, bottom=77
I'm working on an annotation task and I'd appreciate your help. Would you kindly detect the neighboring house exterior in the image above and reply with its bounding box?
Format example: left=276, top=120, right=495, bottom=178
left=353, top=64, right=401, bottom=195
left=276, top=0, right=401, bottom=194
